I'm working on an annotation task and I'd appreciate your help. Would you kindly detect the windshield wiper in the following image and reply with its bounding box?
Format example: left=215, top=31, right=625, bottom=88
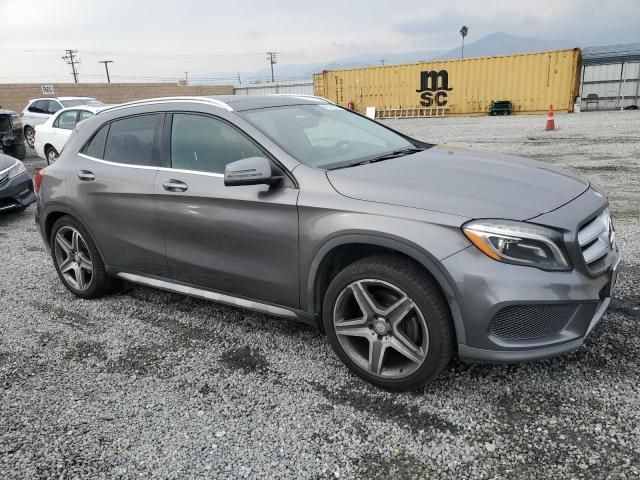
left=328, top=147, right=425, bottom=170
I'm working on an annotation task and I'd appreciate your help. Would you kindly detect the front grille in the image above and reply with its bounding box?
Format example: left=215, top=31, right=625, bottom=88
left=490, top=304, right=579, bottom=341
left=0, top=174, right=8, bottom=188
left=578, top=209, right=614, bottom=268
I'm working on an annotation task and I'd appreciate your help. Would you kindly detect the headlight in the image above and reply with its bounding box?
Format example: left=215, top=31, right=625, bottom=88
left=7, top=160, right=26, bottom=179
left=462, top=220, right=570, bottom=271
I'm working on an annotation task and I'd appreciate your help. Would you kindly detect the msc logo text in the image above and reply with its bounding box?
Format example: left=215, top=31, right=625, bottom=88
left=416, top=70, right=452, bottom=107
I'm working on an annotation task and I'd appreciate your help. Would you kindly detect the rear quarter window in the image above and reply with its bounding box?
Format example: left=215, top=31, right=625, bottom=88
left=82, top=124, right=109, bottom=159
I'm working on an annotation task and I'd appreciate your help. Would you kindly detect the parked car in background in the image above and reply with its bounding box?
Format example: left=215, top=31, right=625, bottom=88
left=21, top=97, right=103, bottom=148
left=35, top=95, right=619, bottom=391
left=0, top=107, right=26, bottom=160
left=34, top=105, right=106, bottom=164
left=0, top=153, right=36, bottom=213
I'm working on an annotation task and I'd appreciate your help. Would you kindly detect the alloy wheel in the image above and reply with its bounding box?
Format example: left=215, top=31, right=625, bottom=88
left=47, top=148, right=58, bottom=164
left=332, top=279, right=429, bottom=379
left=25, top=128, right=35, bottom=148
left=53, top=226, right=94, bottom=291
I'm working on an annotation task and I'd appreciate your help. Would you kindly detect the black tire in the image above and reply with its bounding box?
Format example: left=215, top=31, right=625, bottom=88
left=49, top=215, right=117, bottom=299
left=322, top=254, right=454, bottom=391
left=24, top=126, right=35, bottom=148
left=45, top=146, right=59, bottom=165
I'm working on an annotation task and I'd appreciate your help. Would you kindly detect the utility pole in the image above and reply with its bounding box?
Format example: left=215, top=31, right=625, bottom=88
left=98, top=60, right=113, bottom=84
left=379, top=59, right=386, bottom=66
left=266, top=52, right=277, bottom=83
left=62, top=49, right=80, bottom=83
left=184, top=71, right=189, bottom=85
left=237, top=71, right=242, bottom=86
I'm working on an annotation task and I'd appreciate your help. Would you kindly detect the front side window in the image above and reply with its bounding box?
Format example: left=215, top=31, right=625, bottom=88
left=242, top=105, right=415, bottom=169
left=103, top=114, right=163, bottom=166
left=170, top=114, right=263, bottom=174
left=54, top=110, right=79, bottom=130
left=78, top=110, right=94, bottom=122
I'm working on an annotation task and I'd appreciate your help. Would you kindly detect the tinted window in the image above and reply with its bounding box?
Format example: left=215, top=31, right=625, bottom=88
left=83, top=124, right=109, bottom=158
left=54, top=110, right=79, bottom=129
left=104, top=114, right=163, bottom=166
left=171, top=114, right=263, bottom=174
left=29, top=100, right=48, bottom=113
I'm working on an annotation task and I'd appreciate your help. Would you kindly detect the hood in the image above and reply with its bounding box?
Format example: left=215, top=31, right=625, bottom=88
left=326, top=145, right=589, bottom=221
left=0, top=153, right=18, bottom=172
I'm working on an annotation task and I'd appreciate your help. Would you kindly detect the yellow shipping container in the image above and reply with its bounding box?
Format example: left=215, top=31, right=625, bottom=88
left=314, top=49, right=582, bottom=116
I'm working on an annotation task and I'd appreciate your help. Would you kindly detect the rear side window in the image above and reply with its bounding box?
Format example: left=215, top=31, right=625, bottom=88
left=83, top=124, right=109, bottom=159
left=29, top=100, right=48, bottom=113
left=104, top=114, right=163, bottom=166
left=170, top=114, right=263, bottom=174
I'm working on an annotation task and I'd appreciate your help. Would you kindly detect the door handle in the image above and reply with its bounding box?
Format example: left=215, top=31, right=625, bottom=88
left=77, top=170, right=95, bottom=181
left=162, top=179, right=188, bottom=192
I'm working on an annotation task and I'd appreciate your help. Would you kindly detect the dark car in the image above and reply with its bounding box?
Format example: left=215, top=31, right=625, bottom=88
left=0, top=153, right=36, bottom=213
left=35, top=95, right=619, bottom=391
left=0, top=108, right=26, bottom=160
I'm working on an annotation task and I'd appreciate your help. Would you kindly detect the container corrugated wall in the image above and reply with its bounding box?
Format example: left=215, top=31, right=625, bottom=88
left=235, top=80, right=314, bottom=96
left=314, top=49, right=582, bottom=115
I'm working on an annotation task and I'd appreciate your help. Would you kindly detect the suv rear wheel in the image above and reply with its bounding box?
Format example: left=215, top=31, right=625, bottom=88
left=323, top=255, right=454, bottom=391
left=50, top=216, right=116, bottom=298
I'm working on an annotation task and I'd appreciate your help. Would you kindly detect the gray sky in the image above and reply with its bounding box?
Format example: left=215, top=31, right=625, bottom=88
left=1, top=0, right=638, bottom=83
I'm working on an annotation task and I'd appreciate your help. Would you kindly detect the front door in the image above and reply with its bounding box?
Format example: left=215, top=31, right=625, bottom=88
left=155, top=112, right=299, bottom=308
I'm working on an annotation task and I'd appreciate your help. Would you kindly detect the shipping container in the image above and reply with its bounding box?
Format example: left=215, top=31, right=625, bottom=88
left=314, top=49, right=582, bottom=116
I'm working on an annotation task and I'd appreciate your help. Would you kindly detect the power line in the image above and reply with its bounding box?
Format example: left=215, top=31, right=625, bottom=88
left=98, top=60, right=113, bottom=83
left=266, top=52, right=277, bottom=83
left=62, top=49, right=80, bottom=83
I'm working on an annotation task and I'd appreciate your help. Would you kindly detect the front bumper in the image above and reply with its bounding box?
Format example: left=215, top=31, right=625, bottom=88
left=0, top=171, right=36, bottom=212
left=443, top=188, right=620, bottom=363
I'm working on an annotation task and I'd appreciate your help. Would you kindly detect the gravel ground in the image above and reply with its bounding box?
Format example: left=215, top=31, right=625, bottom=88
left=1, top=111, right=639, bottom=479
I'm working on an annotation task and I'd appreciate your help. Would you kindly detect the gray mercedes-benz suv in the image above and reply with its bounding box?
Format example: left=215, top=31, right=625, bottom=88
left=35, top=95, right=620, bottom=390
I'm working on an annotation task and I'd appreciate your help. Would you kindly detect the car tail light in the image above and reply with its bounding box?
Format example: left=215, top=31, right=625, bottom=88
left=34, top=168, right=46, bottom=194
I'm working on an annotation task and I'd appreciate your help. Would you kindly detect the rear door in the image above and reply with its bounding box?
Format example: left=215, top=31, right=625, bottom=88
left=49, top=109, right=80, bottom=151
left=154, top=112, right=300, bottom=308
left=69, top=113, right=168, bottom=276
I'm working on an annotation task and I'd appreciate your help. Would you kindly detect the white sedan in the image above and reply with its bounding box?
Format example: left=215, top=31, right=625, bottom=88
left=34, top=105, right=106, bottom=164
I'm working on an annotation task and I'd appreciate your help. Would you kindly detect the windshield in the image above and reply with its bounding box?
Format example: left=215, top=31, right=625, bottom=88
left=61, top=98, right=102, bottom=107
left=242, top=104, right=415, bottom=169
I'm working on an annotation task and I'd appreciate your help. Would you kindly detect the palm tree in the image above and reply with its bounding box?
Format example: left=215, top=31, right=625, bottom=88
left=460, top=26, right=469, bottom=59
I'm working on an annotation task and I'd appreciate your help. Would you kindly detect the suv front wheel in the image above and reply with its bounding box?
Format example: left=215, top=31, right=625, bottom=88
left=323, top=255, right=454, bottom=391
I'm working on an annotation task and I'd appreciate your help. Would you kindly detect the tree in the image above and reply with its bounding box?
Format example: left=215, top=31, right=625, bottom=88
left=460, top=26, right=469, bottom=59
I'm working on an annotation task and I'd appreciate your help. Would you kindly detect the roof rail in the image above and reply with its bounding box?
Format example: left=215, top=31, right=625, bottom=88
left=97, top=96, right=233, bottom=115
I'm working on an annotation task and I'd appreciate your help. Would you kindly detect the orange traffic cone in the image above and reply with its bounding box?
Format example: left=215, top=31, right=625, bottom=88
left=545, top=105, right=556, bottom=131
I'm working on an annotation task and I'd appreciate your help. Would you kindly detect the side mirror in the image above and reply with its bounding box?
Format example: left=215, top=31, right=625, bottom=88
left=224, top=157, right=282, bottom=187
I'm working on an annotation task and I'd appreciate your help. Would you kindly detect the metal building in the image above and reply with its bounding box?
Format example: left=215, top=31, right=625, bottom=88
left=579, top=43, right=640, bottom=111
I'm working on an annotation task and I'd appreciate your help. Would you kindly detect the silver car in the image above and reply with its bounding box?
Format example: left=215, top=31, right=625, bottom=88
left=35, top=95, right=620, bottom=390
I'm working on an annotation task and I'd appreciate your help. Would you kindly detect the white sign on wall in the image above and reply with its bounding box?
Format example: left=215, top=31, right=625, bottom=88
left=41, top=84, right=55, bottom=96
